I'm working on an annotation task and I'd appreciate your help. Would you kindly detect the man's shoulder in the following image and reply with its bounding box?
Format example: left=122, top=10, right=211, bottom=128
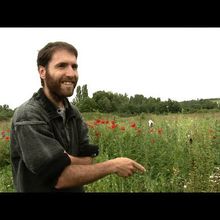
left=16, top=95, right=39, bottom=112
left=13, top=94, right=44, bottom=122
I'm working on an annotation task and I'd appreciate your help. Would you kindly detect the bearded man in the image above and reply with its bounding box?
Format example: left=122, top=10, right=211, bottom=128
left=10, top=41, right=145, bottom=192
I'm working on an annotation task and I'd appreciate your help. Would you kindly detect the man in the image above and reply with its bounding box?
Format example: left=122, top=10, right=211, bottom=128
left=10, top=41, right=146, bottom=192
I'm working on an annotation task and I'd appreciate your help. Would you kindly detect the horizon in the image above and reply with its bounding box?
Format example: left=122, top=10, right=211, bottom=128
left=2, top=86, right=220, bottom=111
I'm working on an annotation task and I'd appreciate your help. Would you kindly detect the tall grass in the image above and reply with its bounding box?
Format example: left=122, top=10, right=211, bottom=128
left=1, top=112, right=220, bottom=192
left=84, top=112, right=220, bottom=192
left=0, top=120, right=14, bottom=192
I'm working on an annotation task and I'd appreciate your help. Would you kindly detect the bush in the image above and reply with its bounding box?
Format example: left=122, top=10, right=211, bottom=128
left=0, top=110, right=13, bottom=121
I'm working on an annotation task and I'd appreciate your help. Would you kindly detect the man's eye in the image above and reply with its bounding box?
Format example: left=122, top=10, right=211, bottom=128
left=72, top=64, right=78, bottom=70
left=58, top=63, right=66, bottom=68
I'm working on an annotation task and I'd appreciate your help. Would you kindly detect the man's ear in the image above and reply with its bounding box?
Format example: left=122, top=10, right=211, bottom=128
left=38, top=66, right=46, bottom=80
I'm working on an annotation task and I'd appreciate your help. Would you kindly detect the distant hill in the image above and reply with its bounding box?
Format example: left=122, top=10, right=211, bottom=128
left=180, top=98, right=220, bottom=103
left=202, top=98, right=220, bottom=108
left=205, top=98, right=220, bottom=104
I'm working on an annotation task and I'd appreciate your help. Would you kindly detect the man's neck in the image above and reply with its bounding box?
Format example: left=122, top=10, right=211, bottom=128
left=43, top=87, right=64, bottom=109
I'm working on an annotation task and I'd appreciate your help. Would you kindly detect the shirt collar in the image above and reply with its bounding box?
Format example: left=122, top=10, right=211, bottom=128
left=33, top=88, right=76, bottom=120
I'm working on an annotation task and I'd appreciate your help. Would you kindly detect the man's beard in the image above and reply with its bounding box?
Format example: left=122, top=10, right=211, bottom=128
left=45, top=69, right=78, bottom=100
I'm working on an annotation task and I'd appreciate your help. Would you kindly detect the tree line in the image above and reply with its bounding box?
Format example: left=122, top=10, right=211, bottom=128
left=1, top=85, right=219, bottom=121
left=72, top=84, right=220, bottom=115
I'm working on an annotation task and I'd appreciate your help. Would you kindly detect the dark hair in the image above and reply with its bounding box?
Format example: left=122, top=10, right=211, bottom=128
left=37, top=41, right=78, bottom=86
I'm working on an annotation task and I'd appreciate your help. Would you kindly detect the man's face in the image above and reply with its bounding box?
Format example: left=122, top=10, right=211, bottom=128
left=42, top=49, right=78, bottom=98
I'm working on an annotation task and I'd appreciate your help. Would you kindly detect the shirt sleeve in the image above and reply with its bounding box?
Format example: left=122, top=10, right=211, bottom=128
left=14, top=120, right=71, bottom=185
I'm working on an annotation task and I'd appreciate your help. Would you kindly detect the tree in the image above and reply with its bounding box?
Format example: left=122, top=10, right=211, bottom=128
left=72, top=85, right=82, bottom=105
left=82, top=84, right=88, bottom=100
left=78, top=97, right=97, bottom=112
left=92, top=91, right=113, bottom=112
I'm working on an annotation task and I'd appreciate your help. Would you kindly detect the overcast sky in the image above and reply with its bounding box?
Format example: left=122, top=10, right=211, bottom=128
left=1, top=27, right=220, bottom=110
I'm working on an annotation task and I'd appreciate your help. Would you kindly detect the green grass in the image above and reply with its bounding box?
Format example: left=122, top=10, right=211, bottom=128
left=0, top=165, right=14, bottom=192
left=1, top=112, right=220, bottom=192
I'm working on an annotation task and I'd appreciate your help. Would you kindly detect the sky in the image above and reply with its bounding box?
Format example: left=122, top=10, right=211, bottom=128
left=1, top=27, right=220, bottom=110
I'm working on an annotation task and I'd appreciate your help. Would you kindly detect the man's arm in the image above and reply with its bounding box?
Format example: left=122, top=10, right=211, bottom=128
left=66, top=153, right=94, bottom=165
left=55, top=157, right=146, bottom=189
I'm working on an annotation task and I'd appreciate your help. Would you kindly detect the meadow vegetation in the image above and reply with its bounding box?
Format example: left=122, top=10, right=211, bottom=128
left=1, top=112, right=220, bottom=192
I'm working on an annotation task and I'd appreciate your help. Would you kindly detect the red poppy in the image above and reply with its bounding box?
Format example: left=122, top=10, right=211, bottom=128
left=131, top=123, right=136, bottom=128
left=158, top=128, right=163, bottom=135
left=111, top=124, right=118, bottom=129
left=5, top=136, right=10, bottom=141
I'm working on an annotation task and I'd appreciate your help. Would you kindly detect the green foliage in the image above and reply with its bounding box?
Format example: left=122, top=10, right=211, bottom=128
left=82, top=84, right=89, bottom=100
left=78, top=97, right=97, bottom=112
left=85, top=112, right=220, bottom=192
left=180, top=99, right=219, bottom=113
left=73, top=84, right=219, bottom=114
left=72, top=85, right=82, bottom=105
left=0, top=105, right=14, bottom=121
left=0, top=165, right=14, bottom=192
left=1, top=112, right=220, bottom=192
left=0, top=141, right=10, bottom=168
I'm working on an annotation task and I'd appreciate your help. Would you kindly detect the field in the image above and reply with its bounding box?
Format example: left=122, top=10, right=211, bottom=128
left=1, top=112, right=220, bottom=192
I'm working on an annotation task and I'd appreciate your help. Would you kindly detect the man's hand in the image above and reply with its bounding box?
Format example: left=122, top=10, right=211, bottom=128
left=110, top=157, right=146, bottom=177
